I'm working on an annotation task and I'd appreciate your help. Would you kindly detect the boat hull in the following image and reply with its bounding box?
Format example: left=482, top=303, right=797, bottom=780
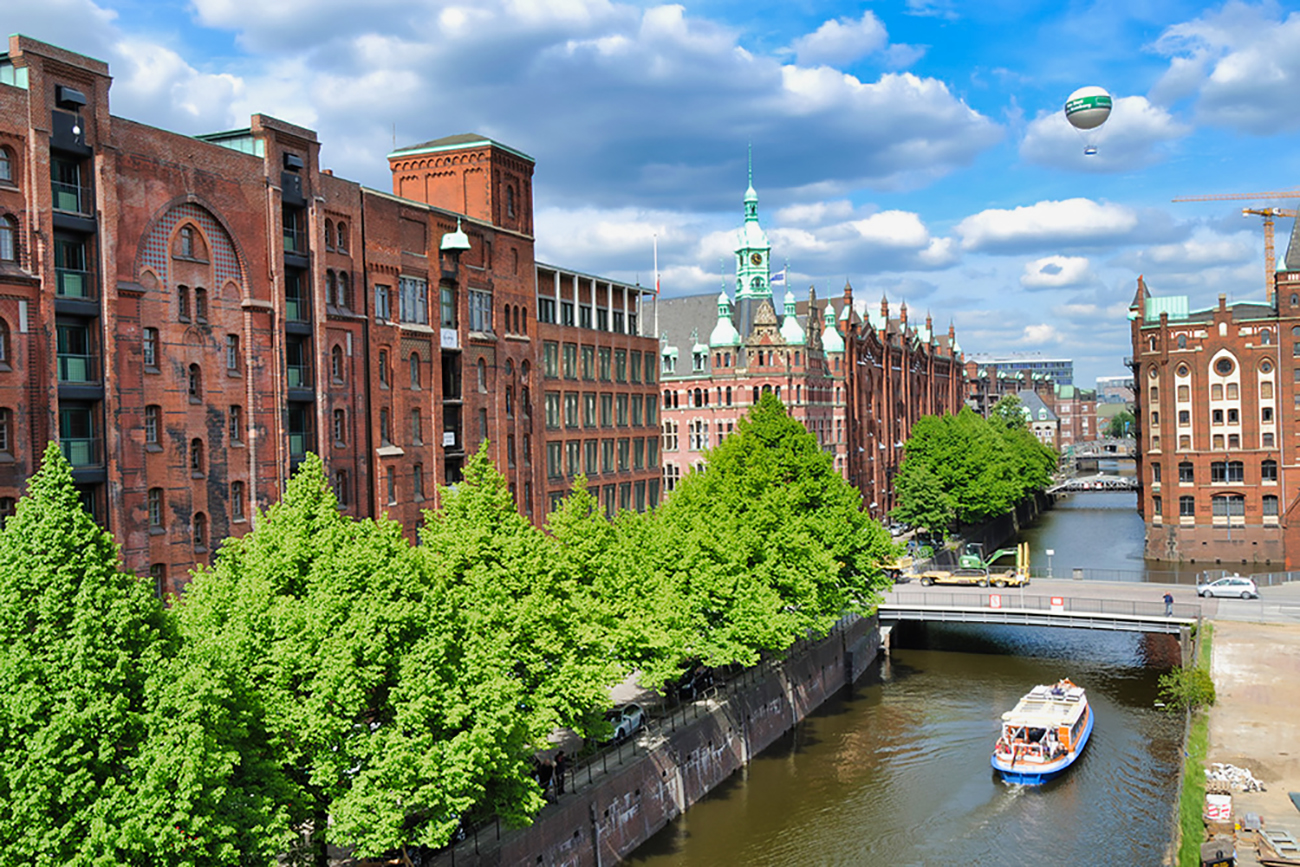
left=992, top=701, right=1094, bottom=785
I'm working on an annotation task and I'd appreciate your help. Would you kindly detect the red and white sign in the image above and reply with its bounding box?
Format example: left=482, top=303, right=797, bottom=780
left=989, top=594, right=1002, bottom=609
left=1050, top=596, right=1065, bottom=612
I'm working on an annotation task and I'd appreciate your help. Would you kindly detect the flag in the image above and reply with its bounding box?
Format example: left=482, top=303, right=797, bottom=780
left=771, top=268, right=786, bottom=287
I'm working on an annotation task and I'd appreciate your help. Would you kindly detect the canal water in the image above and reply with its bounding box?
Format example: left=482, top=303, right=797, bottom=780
left=626, top=494, right=1186, bottom=865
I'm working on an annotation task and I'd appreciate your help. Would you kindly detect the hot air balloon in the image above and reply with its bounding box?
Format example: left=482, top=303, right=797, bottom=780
left=1064, top=86, right=1112, bottom=156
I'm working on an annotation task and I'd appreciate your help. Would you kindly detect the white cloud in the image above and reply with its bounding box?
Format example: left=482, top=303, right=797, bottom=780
left=1021, top=324, right=1062, bottom=345
left=1151, top=2, right=1300, bottom=134
left=772, top=200, right=855, bottom=227
left=1019, top=95, right=1190, bottom=172
left=1020, top=255, right=1093, bottom=290
left=791, top=11, right=889, bottom=66
left=1116, top=228, right=1257, bottom=271
left=955, top=199, right=1141, bottom=253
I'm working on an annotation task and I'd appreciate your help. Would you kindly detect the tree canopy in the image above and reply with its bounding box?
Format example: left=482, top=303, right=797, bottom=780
left=892, top=406, right=1057, bottom=530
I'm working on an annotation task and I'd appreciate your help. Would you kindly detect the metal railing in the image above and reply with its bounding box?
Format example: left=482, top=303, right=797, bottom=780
left=60, top=436, right=101, bottom=467
left=57, top=352, right=97, bottom=383
left=52, top=181, right=92, bottom=215
left=883, top=590, right=1200, bottom=621
left=283, top=226, right=307, bottom=255
left=56, top=267, right=94, bottom=298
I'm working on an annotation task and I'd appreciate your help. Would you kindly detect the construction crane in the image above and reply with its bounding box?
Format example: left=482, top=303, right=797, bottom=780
left=1172, top=190, right=1300, bottom=301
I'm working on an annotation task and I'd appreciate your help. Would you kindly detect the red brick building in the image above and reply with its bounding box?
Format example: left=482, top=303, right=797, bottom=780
left=843, top=294, right=966, bottom=519
left=1130, top=251, right=1300, bottom=563
left=0, top=36, right=658, bottom=593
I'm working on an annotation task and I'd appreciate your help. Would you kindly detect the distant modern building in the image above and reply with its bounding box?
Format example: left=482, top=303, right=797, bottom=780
left=1129, top=218, right=1300, bottom=564
left=1095, top=374, right=1135, bottom=404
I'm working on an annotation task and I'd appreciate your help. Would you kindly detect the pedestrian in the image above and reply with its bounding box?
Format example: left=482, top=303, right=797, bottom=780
left=554, top=750, right=567, bottom=795
left=1163, top=591, right=1174, bottom=617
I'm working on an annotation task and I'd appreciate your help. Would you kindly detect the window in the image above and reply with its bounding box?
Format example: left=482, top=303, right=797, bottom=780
left=1212, top=409, right=1223, bottom=425
left=1227, top=382, right=1239, bottom=400
left=149, top=563, right=166, bottom=596
left=1263, top=381, right=1274, bottom=399
left=547, top=442, right=562, bottom=478
left=580, top=306, right=592, bottom=329
left=477, top=358, right=487, bottom=392
left=325, top=220, right=335, bottom=251
left=227, top=335, right=241, bottom=373
left=612, top=310, right=625, bottom=333
left=144, top=405, right=160, bottom=446
left=1152, top=495, right=1161, bottom=516
left=634, top=437, right=645, bottom=469
left=507, top=185, right=516, bottom=217
left=545, top=392, right=561, bottom=428
left=600, top=394, right=612, bottom=427
left=1228, top=461, right=1243, bottom=482
left=178, top=285, right=191, bottom=321
left=663, top=419, right=678, bottom=452
left=399, top=276, right=428, bottom=324
left=335, top=470, right=349, bottom=506
left=410, top=352, right=421, bottom=388
left=565, top=393, right=580, bottom=428
left=285, top=271, right=308, bottom=321
left=538, top=297, right=556, bottom=324
left=566, top=441, right=580, bottom=476
left=195, top=287, right=208, bottom=323
left=1264, top=432, right=1275, bottom=447
left=543, top=342, right=559, bottom=377
left=645, top=396, right=657, bottom=426
left=617, top=394, right=629, bottom=426
left=602, top=439, right=614, bottom=473
left=631, top=351, right=642, bottom=384
left=505, top=386, right=514, bottom=418
left=0, top=147, right=11, bottom=182
left=468, top=289, right=493, bottom=332
left=1178, top=409, right=1190, bottom=426
left=561, top=301, right=575, bottom=327
left=1177, top=384, right=1189, bottom=401
left=0, top=215, right=16, bottom=263
left=1263, top=406, right=1274, bottom=422
left=1228, top=408, right=1239, bottom=424
left=618, top=438, right=630, bottom=471
left=193, top=512, right=207, bottom=552
left=411, top=408, right=423, bottom=444
left=190, top=438, right=205, bottom=476
left=333, top=408, right=346, bottom=445
left=1212, top=383, right=1223, bottom=399
left=413, top=464, right=425, bottom=501
left=57, top=322, right=94, bottom=383
left=229, top=405, right=243, bottom=444
left=286, top=336, right=310, bottom=388
left=1151, top=463, right=1161, bottom=483
left=375, top=284, right=391, bottom=321
left=596, top=308, right=608, bottom=331
left=1179, top=461, right=1193, bottom=483
left=336, top=272, right=350, bottom=310
left=1264, top=495, right=1279, bottom=517
left=1180, top=495, right=1195, bottom=517
left=508, top=435, right=517, bottom=468
left=632, top=396, right=643, bottom=427
left=188, top=364, right=202, bottom=402
left=337, top=222, right=348, bottom=253
left=1263, top=459, right=1278, bottom=482
left=379, top=349, right=390, bottom=388
left=664, top=463, right=680, bottom=492
left=563, top=343, right=578, bottom=379
left=387, top=466, right=396, bottom=504
left=380, top=408, right=391, bottom=445
left=1211, top=494, right=1245, bottom=525
left=148, top=488, right=163, bottom=529
left=615, top=350, right=627, bottom=382
left=584, top=393, right=596, bottom=428
left=581, top=346, right=595, bottom=380
left=231, top=481, right=245, bottom=520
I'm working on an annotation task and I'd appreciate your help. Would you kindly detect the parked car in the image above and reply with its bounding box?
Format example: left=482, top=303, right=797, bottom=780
left=601, top=703, right=645, bottom=744
left=1196, top=575, right=1260, bottom=599
left=889, top=523, right=910, bottom=537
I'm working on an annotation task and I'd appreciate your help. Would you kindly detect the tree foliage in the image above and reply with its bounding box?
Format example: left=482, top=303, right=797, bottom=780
left=1158, top=664, right=1216, bottom=712
left=1106, top=410, right=1135, bottom=439
left=893, top=407, right=1057, bottom=527
left=991, top=394, right=1027, bottom=429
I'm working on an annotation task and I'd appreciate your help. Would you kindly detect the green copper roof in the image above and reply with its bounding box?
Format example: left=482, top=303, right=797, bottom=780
left=389, top=133, right=534, bottom=164
left=1145, top=295, right=1189, bottom=323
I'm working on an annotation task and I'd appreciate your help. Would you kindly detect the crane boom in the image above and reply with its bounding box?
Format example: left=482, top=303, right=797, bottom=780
left=1172, top=191, right=1300, bottom=202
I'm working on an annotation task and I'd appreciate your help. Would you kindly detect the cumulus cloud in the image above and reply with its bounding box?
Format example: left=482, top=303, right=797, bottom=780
left=1020, top=324, right=1062, bottom=345
left=1020, top=255, right=1094, bottom=290
left=1113, top=227, right=1257, bottom=272
left=953, top=198, right=1177, bottom=254
left=1019, top=95, right=1190, bottom=172
left=791, top=11, right=923, bottom=68
left=1151, top=2, right=1300, bottom=134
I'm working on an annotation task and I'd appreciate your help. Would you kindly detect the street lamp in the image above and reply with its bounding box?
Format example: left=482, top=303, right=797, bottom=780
left=1046, top=548, right=1055, bottom=579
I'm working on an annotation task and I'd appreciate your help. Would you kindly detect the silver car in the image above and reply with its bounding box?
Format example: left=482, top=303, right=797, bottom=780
left=1196, top=575, right=1260, bottom=599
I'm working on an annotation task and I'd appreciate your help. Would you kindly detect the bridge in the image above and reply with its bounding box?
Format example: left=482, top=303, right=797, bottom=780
left=877, top=584, right=1199, bottom=637
left=1068, top=438, right=1136, bottom=458
left=1047, top=473, right=1138, bottom=494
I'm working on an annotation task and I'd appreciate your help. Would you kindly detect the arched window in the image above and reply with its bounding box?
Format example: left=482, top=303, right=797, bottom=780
left=326, top=270, right=337, bottom=306
left=324, top=219, right=335, bottom=250
left=410, top=352, right=421, bottom=388
left=753, top=386, right=760, bottom=404
left=0, top=318, right=8, bottom=365
left=477, top=358, right=487, bottom=392
left=188, top=363, right=202, bottom=401
left=663, top=389, right=672, bottom=409
left=1263, top=459, right=1278, bottom=482
left=231, top=481, right=245, bottom=520
left=337, top=271, right=348, bottom=309
left=336, top=222, right=348, bottom=253
left=193, top=512, right=207, bottom=551
left=378, top=349, right=389, bottom=387
left=0, top=147, right=11, bottom=182
left=0, top=215, right=16, bottom=262
left=331, top=344, right=344, bottom=383
left=725, top=386, right=732, bottom=406
left=1177, top=334, right=1186, bottom=349
left=1261, top=329, right=1272, bottom=345
left=190, top=438, right=205, bottom=476
left=194, top=287, right=208, bottom=323
left=333, top=408, right=346, bottom=445
left=178, top=285, right=191, bottom=321
left=335, top=470, right=349, bottom=506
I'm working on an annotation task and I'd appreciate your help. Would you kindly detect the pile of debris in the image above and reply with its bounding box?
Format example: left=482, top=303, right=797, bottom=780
left=1206, top=762, right=1267, bottom=793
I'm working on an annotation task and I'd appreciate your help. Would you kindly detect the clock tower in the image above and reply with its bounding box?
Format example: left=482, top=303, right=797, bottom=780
left=734, top=154, right=771, bottom=303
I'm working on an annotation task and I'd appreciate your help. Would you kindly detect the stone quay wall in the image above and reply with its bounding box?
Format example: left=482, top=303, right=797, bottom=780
left=438, top=613, right=880, bottom=867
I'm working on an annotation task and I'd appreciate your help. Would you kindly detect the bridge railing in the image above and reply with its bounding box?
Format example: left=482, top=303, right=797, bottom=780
left=882, top=590, right=1200, bottom=621
left=1052, top=567, right=1300, bottom=587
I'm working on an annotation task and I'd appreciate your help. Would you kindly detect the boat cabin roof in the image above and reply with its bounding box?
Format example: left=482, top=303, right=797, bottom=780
left=1001, top=683, right=1087, bottom=729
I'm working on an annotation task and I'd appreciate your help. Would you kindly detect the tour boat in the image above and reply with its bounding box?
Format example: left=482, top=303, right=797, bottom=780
left=991, top=679, right=1093, bottom=785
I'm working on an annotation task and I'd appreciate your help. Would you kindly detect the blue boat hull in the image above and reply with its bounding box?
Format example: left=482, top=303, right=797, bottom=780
left=992, top=703, right=1094, bottom=785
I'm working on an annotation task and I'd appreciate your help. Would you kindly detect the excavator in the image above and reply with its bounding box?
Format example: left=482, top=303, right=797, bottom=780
left=915, top=542, right=1031, bottom=588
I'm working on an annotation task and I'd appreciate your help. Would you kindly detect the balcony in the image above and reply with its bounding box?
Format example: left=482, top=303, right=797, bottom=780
left=58, top=352, right=96, bottom=383
left=283, top=226, right=308, bottom=255
left=61, top=436, right=101, bottom=467
left=52, top=181, right=91, bottom=216
left=56, top=267, right=93, bottom=299
left=287, top=364, right=310, bottom=389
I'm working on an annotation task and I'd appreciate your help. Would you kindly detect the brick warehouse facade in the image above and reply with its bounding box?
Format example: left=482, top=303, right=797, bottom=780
left=0, top=36, right=659, bottom=593
left=1130, top=249, right=1300, bottom=564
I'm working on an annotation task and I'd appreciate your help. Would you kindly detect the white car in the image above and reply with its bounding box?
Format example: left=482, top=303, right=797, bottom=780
left=1196, top=575, right=1260, bottom=599
left=602, top=703, right=645, bottom=744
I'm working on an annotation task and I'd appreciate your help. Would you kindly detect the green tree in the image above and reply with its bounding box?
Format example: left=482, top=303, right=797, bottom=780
left=990, top=394, right=1027, bottom=428
left=1158, top=665, right=1216, bottom=712
left=1107, top=410, right=1135, bottom=438
left=0, top=445, right=172, bottom=864
left=645, top=394, right=893, bottom=683
left=891, top=460, right=954, bottom=535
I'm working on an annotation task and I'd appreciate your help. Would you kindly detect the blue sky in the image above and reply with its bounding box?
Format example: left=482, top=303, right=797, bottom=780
left=7, top=0, right=1300, bottom=387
